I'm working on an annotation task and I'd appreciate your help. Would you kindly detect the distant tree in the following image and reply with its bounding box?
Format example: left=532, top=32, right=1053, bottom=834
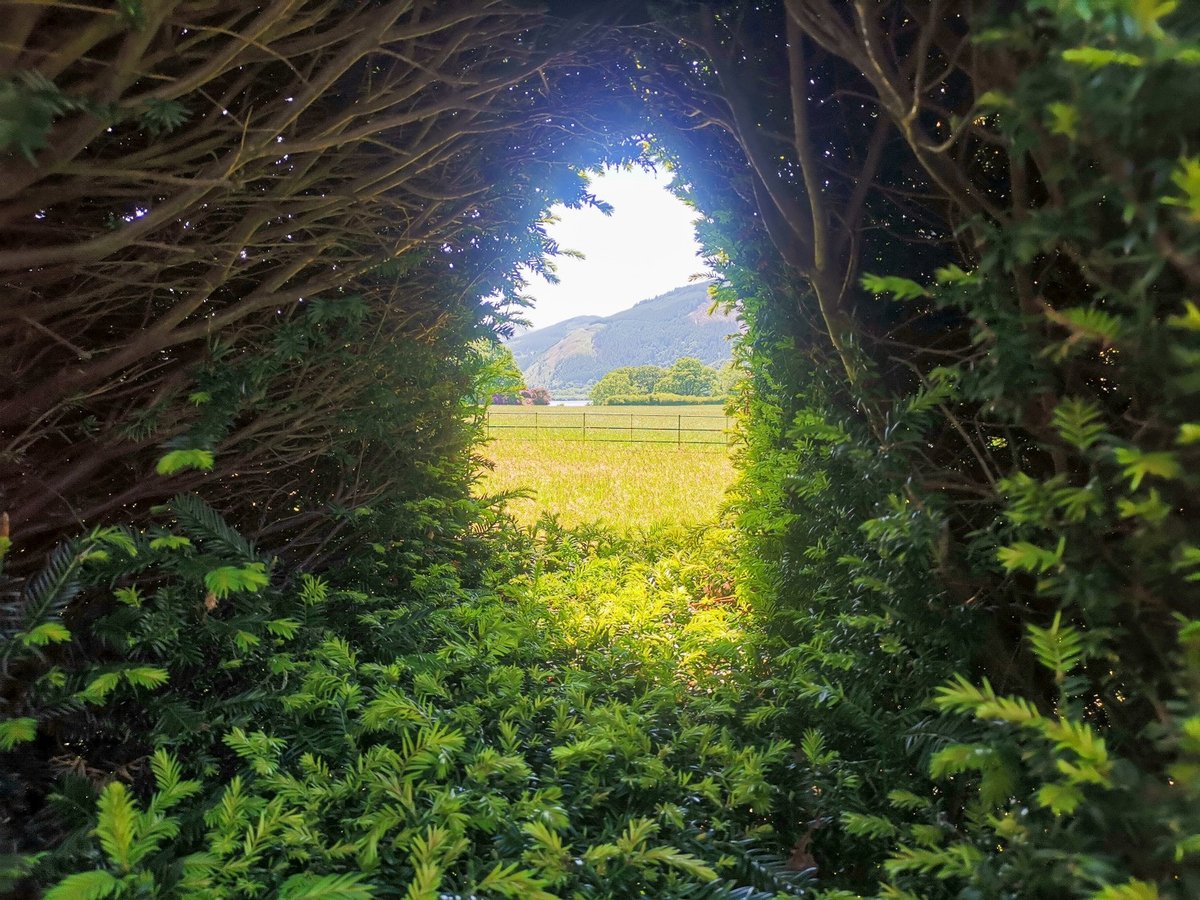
left=590, top=369, right=637, bottom=404
left=654, top=357, right=719, bottom=396
left=715, top=361, right=742, bottom=397
left=473, top=340, right=526, bottom=405
left=526, top=387, right=553, bottom=405
left=625, top=365, right=665, bottom=393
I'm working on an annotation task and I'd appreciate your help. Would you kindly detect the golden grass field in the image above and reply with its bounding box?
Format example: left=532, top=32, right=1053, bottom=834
left=479, top=438, right=737, bottom=530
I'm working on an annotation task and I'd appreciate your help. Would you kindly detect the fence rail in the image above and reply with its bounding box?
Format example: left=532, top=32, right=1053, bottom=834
left=486, top=411, right=733, bottom=446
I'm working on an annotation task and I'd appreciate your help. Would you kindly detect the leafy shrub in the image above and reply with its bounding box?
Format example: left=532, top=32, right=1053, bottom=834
left=669, top=0, right=1200, bottom=895
left=590, top=361, right=725, bottom=404
left=0, top=1, right=647, bottom=564
left=654, top=358, right=722, bottom=397
left=600, top=393, right=727, bottom=406
left=3, top=506, right=811, bottom=898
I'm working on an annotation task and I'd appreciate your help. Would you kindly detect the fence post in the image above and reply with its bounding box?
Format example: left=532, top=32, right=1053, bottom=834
left=583, top=412, right=587, bottom=443
left=629, top=414, right=633, bottom=443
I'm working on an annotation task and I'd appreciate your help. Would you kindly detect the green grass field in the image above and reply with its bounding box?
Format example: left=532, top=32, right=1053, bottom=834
left=486, top=403, right=732, bottom=446
left=480, top=438, right=736, bottom=529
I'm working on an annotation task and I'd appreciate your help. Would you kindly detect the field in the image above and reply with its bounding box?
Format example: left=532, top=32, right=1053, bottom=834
left=479, top=438, right=736, bottom=529
left=486, top=403, right=731, bottom=446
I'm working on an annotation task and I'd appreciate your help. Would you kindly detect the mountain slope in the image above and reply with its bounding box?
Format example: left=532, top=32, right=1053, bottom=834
left=508, top=282, right=737, bottom=393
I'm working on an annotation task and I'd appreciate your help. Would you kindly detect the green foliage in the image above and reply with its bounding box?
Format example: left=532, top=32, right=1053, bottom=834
left=0, top=71, right=95, bottom=163
left=0, top=717, right=37, bottom=750
left=592, top=359, right=725, bottom=403
left=600, top=392, right=727, bottom=406
left=1061, top=47, right=1146, bottom=68
left=277, top=873, right=374, bottom=898
left=655, top=357, right=722, bottom=396
left=1052, top=398, right=1108, bottom=451
left=138, top=99, right=189, bottom=136
left=472, top=340, right=527, bottom=404
left=203, top=563, right=269, bottom=599
left=14, top=501, right=807, bottom=898
left=624, top=365, right=669, bottom=394
left=684, top=0, right=1200, bottom=894
left=40, top=750, right=201, bottom=896
left=860, top=273, right=930, bottom=302
left=154, top=449, right=214, bottom=476
left=43, top=870, right=120, bottom=900
left=590, top=368, right=638, bottom=404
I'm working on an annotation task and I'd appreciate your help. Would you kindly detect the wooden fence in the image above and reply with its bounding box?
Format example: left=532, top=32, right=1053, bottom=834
left=485, top=411, right=733, bottom=446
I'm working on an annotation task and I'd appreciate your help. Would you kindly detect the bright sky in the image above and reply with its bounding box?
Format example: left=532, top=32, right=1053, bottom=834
left=520, top=166, right=710, bottom=330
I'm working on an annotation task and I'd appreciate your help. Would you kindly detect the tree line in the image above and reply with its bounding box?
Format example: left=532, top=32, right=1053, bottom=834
left=589, top=358, right=737, bottom=404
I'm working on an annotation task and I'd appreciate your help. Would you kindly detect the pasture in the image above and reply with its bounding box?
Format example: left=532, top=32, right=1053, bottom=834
left=485, top=403, right=732, bottom=446
left=479, top=437, right=736, bottom=530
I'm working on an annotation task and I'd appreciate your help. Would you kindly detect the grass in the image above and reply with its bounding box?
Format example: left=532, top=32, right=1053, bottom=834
left=486, top=404, right=732, bottom=446
left=488, top=404, right=729, bottom=416
left=479, top=439, right=736, bottom=530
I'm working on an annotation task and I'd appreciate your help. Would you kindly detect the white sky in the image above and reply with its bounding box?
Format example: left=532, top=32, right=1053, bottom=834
left=519, top=166, right=711, bottom=330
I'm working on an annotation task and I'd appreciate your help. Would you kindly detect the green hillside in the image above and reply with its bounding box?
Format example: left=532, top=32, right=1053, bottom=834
left=507, top=282, right=737, bottom=393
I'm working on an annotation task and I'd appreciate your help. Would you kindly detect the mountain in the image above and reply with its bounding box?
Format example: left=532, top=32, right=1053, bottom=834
left=507, top=282, right=737, bottom=395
